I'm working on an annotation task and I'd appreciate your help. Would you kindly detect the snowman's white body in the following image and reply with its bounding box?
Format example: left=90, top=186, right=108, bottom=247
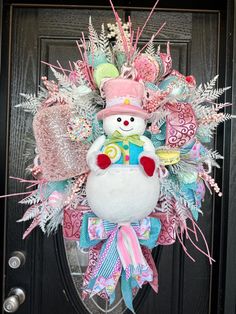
left=86, top=114, right=160, bottom=223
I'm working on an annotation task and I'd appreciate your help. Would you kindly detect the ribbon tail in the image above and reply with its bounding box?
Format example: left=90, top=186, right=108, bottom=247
left=109, top=292, right=116, bottom=305
left=82, top=243, right=109, bottom=301
left=121, top=271, right=135, bottom=314
left=142, top=246, right=158, bottom=293
left=85, top=228, right=122, bottom=300
left=117, top=225, right=153, bottom=285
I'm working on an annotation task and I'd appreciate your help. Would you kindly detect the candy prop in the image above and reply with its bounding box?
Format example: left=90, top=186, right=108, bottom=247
left=6, top=1, right=232, bottom=312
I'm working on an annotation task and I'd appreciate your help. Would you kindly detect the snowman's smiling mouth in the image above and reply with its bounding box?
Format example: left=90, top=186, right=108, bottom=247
left=119, top=127, right=134, bottom=132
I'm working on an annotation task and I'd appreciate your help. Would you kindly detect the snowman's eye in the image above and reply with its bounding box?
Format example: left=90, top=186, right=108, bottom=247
left=130, top=117, right=135, bottom=122
left=117, top=117, right=122, bottom=122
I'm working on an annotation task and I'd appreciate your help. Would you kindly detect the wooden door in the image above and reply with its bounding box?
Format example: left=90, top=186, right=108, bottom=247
left=1, top=2, right=235, bottom=314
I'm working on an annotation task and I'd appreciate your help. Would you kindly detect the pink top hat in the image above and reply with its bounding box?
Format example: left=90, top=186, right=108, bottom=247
left=97, top=78, right=150, bottom=120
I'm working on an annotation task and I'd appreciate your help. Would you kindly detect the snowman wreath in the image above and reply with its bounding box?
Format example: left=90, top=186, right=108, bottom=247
left=8, top=2, right=231, bottom=312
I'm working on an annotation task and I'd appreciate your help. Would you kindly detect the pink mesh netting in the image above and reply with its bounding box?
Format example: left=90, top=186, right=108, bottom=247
left=33, top=105, right=89, bottom=181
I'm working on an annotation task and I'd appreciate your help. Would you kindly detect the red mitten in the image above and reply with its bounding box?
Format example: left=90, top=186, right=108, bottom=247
left=140, top=156, right=156, bottom=177
left=97, top=154, right=111, bottom=170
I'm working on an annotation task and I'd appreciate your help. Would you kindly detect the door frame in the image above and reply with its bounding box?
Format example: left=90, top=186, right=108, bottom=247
left=0, top=1, right=235, bottom=313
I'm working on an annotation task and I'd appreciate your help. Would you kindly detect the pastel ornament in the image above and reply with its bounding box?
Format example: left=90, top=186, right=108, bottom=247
left=93, top=63, right=119, bottom=87
left=67, top=116, right=92, bottom=142
left=158, top=70, right=196, bottom=102
left=134, top=54, right=160, bottom=83
left=86, top=78, right=160, bottom=223
left=134, top=43, right=173, bottom=84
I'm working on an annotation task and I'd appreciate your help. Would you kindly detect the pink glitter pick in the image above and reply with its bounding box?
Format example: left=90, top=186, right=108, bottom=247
left=41, top=61, right=71, bottom=73
left=57, top=60, right=67, bottom=77
left=76, top=37, right=96, bottom=90
left=133, top=26, right=140, bottom=56
left=138, top=22, right=166, bottom=56
left=137, top=0, right=160, bottom=41
left=109, top=0, right=129, bottom=60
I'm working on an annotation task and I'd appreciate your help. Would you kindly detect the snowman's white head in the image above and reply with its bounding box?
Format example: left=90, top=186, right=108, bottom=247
left=103, top=114, right=146, bottom=137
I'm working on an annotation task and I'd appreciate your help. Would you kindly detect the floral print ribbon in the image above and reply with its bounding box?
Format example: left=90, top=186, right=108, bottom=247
left=79, top=213, right=161, bottom=313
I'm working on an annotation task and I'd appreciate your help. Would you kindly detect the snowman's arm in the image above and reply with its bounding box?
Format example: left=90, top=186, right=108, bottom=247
left=86, top=135, right=106, bottom=171
left=139, top=136, right=159, bottom=176
left=140, top=135, right=156, bottom=153
left=87, top=135, right=106, bottom=157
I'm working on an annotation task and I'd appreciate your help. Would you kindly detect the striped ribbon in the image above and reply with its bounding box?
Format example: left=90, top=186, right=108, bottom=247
left=79, top=213, right=161, bottom=312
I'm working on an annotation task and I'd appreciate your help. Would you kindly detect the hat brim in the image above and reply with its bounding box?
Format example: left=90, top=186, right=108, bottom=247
left=97, top=104, right=150, bottom=120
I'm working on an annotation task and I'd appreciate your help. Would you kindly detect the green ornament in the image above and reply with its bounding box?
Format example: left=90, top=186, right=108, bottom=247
left=93, top=63, right=119, bottom=87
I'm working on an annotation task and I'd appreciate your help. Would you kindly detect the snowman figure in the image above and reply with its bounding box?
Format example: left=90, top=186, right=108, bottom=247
left=86, top=78, right=160, bottom=223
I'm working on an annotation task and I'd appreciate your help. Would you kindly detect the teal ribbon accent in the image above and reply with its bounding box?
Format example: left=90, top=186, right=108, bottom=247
left=121, top=271, right=135, bottom=313
left=139, top=218, right=162, bottom=249
left=80, top=212, right=102, bottom=248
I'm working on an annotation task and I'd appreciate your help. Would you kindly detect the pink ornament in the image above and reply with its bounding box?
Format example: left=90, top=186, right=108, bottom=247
left=134, top=54, right=159, bottom=83
left=143, top=90, right=169, bottom=113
